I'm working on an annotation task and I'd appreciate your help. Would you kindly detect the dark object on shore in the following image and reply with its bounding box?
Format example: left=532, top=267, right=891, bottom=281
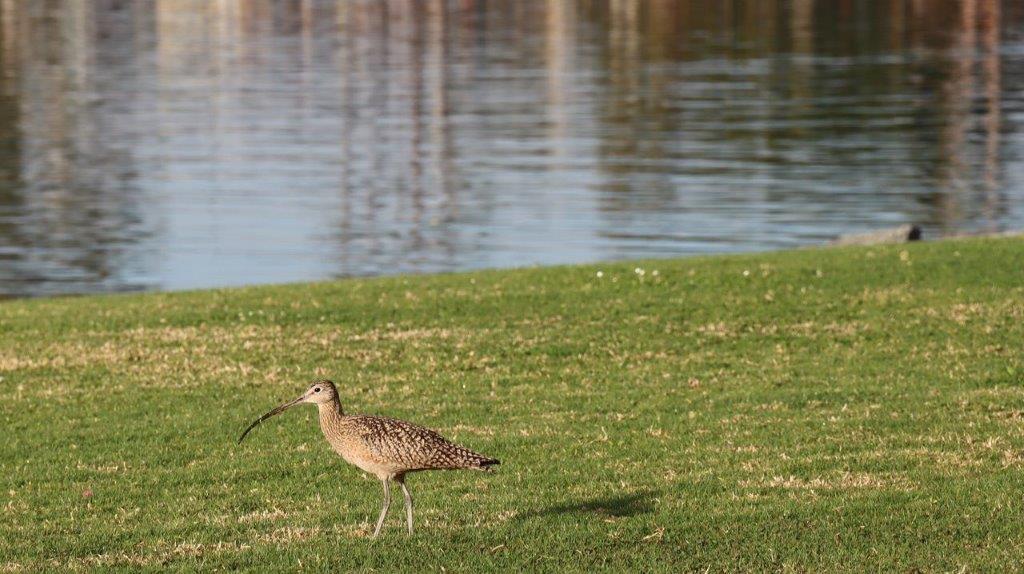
left=832, top=225, right=922, bottom=246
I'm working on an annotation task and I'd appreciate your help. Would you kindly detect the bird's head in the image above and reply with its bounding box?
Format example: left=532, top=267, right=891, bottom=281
left=237, top=379, right=339, bottom=443
left=302, top=379, right=339, bottom=405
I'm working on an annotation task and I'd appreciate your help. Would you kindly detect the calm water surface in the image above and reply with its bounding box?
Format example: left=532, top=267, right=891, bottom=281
left=0, top=0, right=1022, bottom=296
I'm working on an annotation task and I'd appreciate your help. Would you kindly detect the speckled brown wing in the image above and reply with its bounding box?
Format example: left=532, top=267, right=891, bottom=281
left=348, top=414, right=498, bottom=472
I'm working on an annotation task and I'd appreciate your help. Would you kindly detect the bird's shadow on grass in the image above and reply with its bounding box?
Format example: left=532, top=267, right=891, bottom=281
left=514, top=490, right=658, bottom=521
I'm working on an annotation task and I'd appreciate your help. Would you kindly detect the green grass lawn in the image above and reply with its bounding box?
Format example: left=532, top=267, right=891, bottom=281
left=2, top=237, right=1024, bottom=572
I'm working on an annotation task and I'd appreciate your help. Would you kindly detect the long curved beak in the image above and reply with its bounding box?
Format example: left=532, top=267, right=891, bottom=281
left=238, top=394, right=304, bottom=444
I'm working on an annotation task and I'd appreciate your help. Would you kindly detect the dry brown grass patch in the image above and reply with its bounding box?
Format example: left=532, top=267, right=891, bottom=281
left=741, top=472, right=912, bottom=492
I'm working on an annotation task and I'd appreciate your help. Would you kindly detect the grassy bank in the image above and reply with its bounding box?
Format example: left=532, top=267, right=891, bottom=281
left=2, top=237, right=1024, bottom=572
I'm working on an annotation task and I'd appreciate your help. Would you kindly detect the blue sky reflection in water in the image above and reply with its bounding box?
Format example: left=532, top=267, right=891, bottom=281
left=0, top=0, right=1022, bottom=296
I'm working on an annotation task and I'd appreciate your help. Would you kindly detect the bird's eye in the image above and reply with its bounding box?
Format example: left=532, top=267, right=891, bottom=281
left=314, top=387, right=322, bottom=393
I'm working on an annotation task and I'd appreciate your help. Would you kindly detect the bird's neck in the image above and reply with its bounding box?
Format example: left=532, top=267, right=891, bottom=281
left=317, top=399, right=345, bottom=438
left=317, top=398, right=344, bottom=418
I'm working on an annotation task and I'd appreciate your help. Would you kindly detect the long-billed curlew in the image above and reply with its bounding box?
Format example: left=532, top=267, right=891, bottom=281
left=238, top=379, right=499, bottom=537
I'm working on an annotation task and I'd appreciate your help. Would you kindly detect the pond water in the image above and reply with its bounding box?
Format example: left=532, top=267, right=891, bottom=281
left=0, top=0, right=1022, bottom=296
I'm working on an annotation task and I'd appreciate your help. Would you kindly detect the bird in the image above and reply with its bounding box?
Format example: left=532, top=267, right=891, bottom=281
left=238, top=379, right=499, bottom=537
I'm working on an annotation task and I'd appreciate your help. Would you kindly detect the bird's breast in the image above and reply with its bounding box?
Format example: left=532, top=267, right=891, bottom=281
left=330, top=436, right=403, bottom=479
left=319, top=420, right=398, bottom=479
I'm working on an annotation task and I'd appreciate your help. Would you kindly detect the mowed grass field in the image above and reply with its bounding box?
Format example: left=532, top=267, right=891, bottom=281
left=2, top=237, right=1024, bottom=572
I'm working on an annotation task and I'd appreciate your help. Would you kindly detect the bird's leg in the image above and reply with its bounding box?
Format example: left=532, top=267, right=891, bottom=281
left=398, top=477, right=414, bottom=535
left=372, top=478, right=391, bottom=538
